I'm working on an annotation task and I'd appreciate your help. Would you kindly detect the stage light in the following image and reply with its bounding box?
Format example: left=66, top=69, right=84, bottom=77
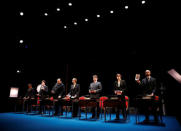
left=97, top=14, right=100, bottom=18
left=17, top=70, right=20, bottom=73
left=85, top=18, right=88, bottom=22
left=19, top=40, right=24, bottom=44
left=110, top=10, right=114, bottom=14
left=168, top=69, right=181, bottom=84
left=20, top=12, right=24, bottom=16
left=68, top=2, right=72, bottom=6
left=142, top=0, right=146, bottom=4
left=74, top=22, right=77, bottom=25
left=64, top=25, right=67, bottom=29
left=125, top=6, right=129, bottom=9
left=44, top=13, right=48, bottom=16
left=56, top=8, right=60, bottom=11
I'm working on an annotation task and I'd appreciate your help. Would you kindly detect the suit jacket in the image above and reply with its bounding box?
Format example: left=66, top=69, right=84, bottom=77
left=52, top=83, right=65, bottom=98
left=141, top=77, right=157, bottom=95
left=89, top=81, right=102, bottom=98
left=114, top=80, right=127, bottom=93
left=68, top=84, right=80, bottom=98
left=38, top=85, right=48, bottom=97
left=25, top=88, right=35, bottom=98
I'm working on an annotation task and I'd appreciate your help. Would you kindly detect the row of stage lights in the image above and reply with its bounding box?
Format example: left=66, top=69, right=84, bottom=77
left=17, top=0, right=147, bottom=47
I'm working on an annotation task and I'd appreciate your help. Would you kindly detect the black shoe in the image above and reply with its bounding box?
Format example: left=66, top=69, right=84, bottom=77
left=115, top=118, right=120, bottom=120
left=143, top=119, right=149, bottom=123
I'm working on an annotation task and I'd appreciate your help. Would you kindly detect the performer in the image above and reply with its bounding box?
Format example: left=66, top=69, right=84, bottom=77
left=136, top=70, right=158, bottom=122
left=114, top=74, right=127, bottom=120
left=37, top=80, right=48, bottom=97
left=51, top=78, right=65, bottom=116
left=24, top=83, right=35, bottom=99
left=67, top=78, right=80, bottom=117
left=37, top=80, right=48, bottom=114
left=24, top=83, right=35, bottom=112
left=89, top=75, right=102, bottom=119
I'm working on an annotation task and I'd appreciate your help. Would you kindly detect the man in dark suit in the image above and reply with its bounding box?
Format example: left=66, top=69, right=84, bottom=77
left=89, top=75, right=102, bottom=118
left=37, top=80, right=48, bottom=114
left=136, top=70, right=158, bottom=122
left=51, top=78, right=65, bottom=116
left=114, top=74, right=127, bottom=120
left=25, top=83, right=35, bottom=99
left=67, top=78, right=80, bottom=117
left=24, top=83, right=35, bottom=112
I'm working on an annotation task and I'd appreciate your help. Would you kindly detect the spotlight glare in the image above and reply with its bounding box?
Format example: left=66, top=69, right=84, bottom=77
left=142, top=0, right=146, bottom=4
left=57, top=8, right=60, bottom=11
left=20, top=12, right=24, bottom=16
left=110, top=10, right=114, bottom=14
left=44, top=13, right=48, bottom=16
left=19, top=40, right=24, bottom=44
left=97, top=14, right=100, bottom=18
left=68, top=2, right=72, bottom=6
left=85, top=18, right=88, bottom=22
left=74, top=22, right=77, bottom=25
left=64, top=25, right=67, bottom=29
left=125, top=6, right=129, bottom=9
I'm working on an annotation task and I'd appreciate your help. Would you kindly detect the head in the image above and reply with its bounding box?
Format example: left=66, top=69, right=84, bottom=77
left=41, top=80, right=46, bottom=86
left=28, top=83, right=32, bottom=89
left=57, top=78, right=62, bottom=84
left=145, top=70, right=151, bottom=77
left=72, top=78, right=77, bottom=84
left=93, top=75, right=98, bottom=82
left=116, top=74, right=122, bottom=81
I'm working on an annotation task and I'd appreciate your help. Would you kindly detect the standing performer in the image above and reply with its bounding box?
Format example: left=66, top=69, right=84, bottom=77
left=89, top=75, right=102, bottom=119
left=136, top=70, right=158, bottom=122
left=37, top=80, right=48, bottom=114
left=67, top=78, right=80, bottom=117
left=114, top=73, right=127, bottom=120
left=51, top=78, right=65, bottom=116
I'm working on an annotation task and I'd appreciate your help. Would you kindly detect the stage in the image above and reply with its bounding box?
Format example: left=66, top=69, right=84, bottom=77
left=0, top=113, right=180, bottom=131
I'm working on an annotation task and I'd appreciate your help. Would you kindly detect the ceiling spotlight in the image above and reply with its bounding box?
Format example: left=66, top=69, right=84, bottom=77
left=44, top=13, right=48, bottom=16
left=125, top=6, right=129, bottom=9
left=17, top=70, right=21, bottom=73
left=142, top=0, right=146, bottom=4
left=85, top=18, right=88, bottom=22
left=20, top=12, right=24, bottom=16
left=68, top=2, right=72, bottom=6
left=110, top=10, right=114, bottom=14
left=56, top=8, right=60, bottom=11
left=19, top=40, right=24, bottom=44
left=74, top=22, right=77, bottom=25
left=97, top=14, right=100, bottom=18
left=64, top=25, right=67, bottom=29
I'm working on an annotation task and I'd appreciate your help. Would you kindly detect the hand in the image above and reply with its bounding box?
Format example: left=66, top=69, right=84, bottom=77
left=136, top=80, right=141, bottom=84
left=51, top=90, right=55, bottom=94
left=58, top=96, right=61, bottom=99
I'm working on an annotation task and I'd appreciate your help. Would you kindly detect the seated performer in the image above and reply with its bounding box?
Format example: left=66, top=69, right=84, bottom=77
left=67, top=78, right=80, bottom=117
left=24, top=83, right=35, bottom=112
left=37, top=80, right=48, bottom=114
left=89, top=75, right=102, bottom=119
left=136, top=70, right=158, bottom=123
left=114, top=73, right=127, bottom=120
left=51, top=78, right=65, bottom=116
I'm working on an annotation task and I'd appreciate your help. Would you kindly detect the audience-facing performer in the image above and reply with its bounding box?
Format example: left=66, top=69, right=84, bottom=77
left=67, top=78, right=80, bottom=117
left=51, top=78, right=65, bottom=116
left=24, top=83, right=35, bottom=112
left=37, top=80, right=48, bottom=114
left=136, top=70, right=158, bottom=122
left=24, top=83, right=35, bottom=99
left=114, top=73, right=127, bottom=120
left=89, top=75, right=102, bottom=118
